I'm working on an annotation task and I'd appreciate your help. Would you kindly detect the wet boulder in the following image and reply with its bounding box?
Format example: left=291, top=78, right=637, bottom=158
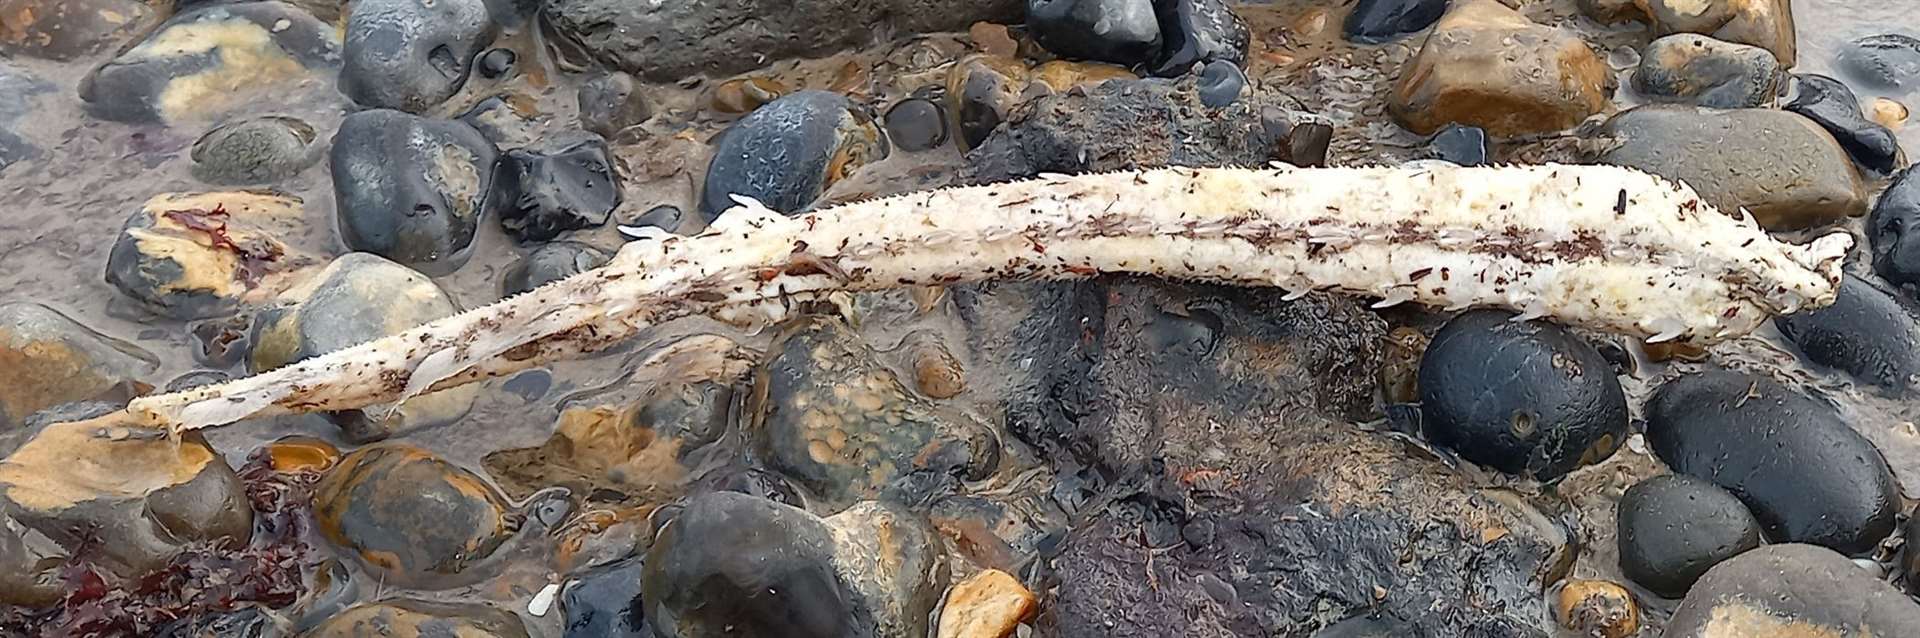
left=1026, top=0, right=1161, bottom=65
left=1148, top=0, right=1249, bottom=77
left=105, top=191, right=310, bottom=320
left=488, top=135, right=621, bottom=242
left=1775, top=273, right=1920, bottom=392
left=1389, top=0, right=1611, bottom=137
left=1633, top=34, right=1781, bottom=108
left=698, top=90, right=885, bottom=222
left=1344, top=0, right=1447, bottom=44
left=0, top=303, right=157, bottom=426
left=1642, top=0, right=1793, bottom=65
left=0, top=416, right=250, bottom=577
left=1598, top=105, right=1865, bottom=230
left=1838, top=33, right=1920, bottom=93
left=248, top=253, right=478, bottom=440
left=0, top=0, right=155, bottom=61
left=340, top=0, right=496, bottom=113
left=1645, top=370, right=1901, bottom=555
left=312, top=444, right=519, bottom=588
left=1417, top=309, right=1628, bottom=481
left=330, top=109, right=496, bottom=274
left=190, top=115, right=323, bottom=185
left=1667, top=544, right=1920, bottom=637
left=1871, top=165, right=1920, bottom=288
left=542, top=0, right=1021, bottom=82
left=560, top=554, right=649, bottom=638
left=502, top=241, right=609, bottom=297
left=753, top=317, right=997, bottom=505
left=1784, top=74, right=1904, bottom=175
left=578, top=72, right=652, bottom=140
left=301, top=599, right=530, bottom=637
left=80, top=2, right=341, bottom=124
left=965, top=75, right=1331, bottom=182
left=1616, top=474, right=1764, bottom=598
left=643, top=492, right=947, bottom=638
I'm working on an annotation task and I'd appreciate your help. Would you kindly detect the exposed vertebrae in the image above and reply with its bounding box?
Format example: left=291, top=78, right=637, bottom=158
left=107, top=164, right=1846, bottom=435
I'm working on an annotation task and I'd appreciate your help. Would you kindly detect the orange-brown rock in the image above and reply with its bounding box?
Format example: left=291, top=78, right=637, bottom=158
left=1390, top=0, right=1612, bottom=137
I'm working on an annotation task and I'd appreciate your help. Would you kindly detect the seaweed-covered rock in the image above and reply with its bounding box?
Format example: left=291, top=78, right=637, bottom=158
left=105, top=191, right=309, bottom=320
left=80, top=2, right=341, bottom=123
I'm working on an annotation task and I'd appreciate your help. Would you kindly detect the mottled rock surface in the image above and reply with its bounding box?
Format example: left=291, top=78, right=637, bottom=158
left=1598, top=106, right=1865, bottom=230
left=1389, top=0, right=1611, bottom=136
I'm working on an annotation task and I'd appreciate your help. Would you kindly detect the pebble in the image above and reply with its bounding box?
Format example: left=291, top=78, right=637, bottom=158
left=884, top=98, right=950, bottom=152
left=312, top=444, right=518, bottom=588
left=1784, top=74, right=1904, bottom=175
left=1838, top=33, right=1920, bottom=93
left=1598, top=106, right=1865, bottom=230
left=542, top=0, right=1021, bottom=81
left=754, top=317, right=996, bottom=504
left=1195, top=59, right=1246, bottom=108
left=1416, top=309, right=1628, bottom=481
left=578, top=72, right=653, bottom=140
left=1633, top=33, right=1781, bottom=108
left=1775, top=273, right=1920, bottom=392
left=0, top=415, right=249, bottom=577
left=105, top=191, right=307, bottom=320
left=1148, top=0, right=1250, bottom=77
left=249, top=253, right=478, bottom=441
left=1389, top=0, right=1611, bottom=137
left=502, top=241, right=610, bottom=297
left=79, top=2, right=341, bottom=123
left=1616, top=474, right=1764, bottom=598
left=1645, top=370, right=1901, bottom=555
left=190, top=115, right=323, bottom=185
left=0, top=0, right=152, bottom=61
left=489, top=135, right=622, bottom=243
left=710, top=77, right=789, bottom=115
left=477, top=47, right=517, bottom=79
left=341, top=0, right=497, bottom=113
left=1869, top=166, right=1920, bottom=289
left=698, top=90, right=886, bottom=222
left=1343, top=0, right=1447, bottom=44
left=1667, top=544, right=1920, bottom=637
left=330, top=109, right=497, bottom=274
left=560, top=554, right=648, bottom=637
left=1427, top=123, right=1489, bottom=165
left=301, top=599, right=531, bottom=637
left=622, top=204, right=686, bottom=237
left=1026, top=0, right=1162, bottom=65
left=935, top=569, right=1037, bottom=638
left=641, top=492, right=855, bottom=638
left=1874, top=97, right=1909, bottom=129
left=1553, top=580, right=1640, bottom=638
left=1642, top=0, right=1794, bottom=64
left=0, top=303, right=157, bottom=426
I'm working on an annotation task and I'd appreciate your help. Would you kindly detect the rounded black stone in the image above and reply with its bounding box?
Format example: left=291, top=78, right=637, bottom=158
left=501, top=241, right=610, bottom=298
left=1343, top=0, right=1446, bottom=44
left=330, top=109, right=496, bottom=275
left=1870, top=165, right=1920, bottom=289
left=1417, top=309, right=1628, bottom=481
left=1775, top=273, right=1920, bottom=392
left=1617, top=474, right=1763, bottom=598
left=477, top=48, right=517, bottom=79
left=884, top=98, right=949, bottom=152
left=698, top=90, right=885, bottom=222
left=1785, top=74, right=1903, bottom=174
left=1837, top=33, right=1920, bottom=93
left=1149, top=0, right=1250, bottom=77
left=1645, top=369, right=1902, bottom=555
left=563, top=554, right=648, bottom=637
left=341, top=0, right=496, bottom=112
left=488, top=136, right=622, bottom=243
left=642, top=492, right=853, bottom=638
left=1196, top=59, right=1246, bottom=108
left=1027, top=0, right=1162, bottom=65
left=1428, top=123, right=1489, bottom=166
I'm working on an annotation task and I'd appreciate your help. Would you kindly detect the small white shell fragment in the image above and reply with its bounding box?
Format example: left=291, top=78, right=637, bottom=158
left=529, top=581, right=561, bottom=617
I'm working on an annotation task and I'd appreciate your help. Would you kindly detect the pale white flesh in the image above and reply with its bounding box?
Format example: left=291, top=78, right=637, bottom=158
left=87, top=164, right=1846, bottom=434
